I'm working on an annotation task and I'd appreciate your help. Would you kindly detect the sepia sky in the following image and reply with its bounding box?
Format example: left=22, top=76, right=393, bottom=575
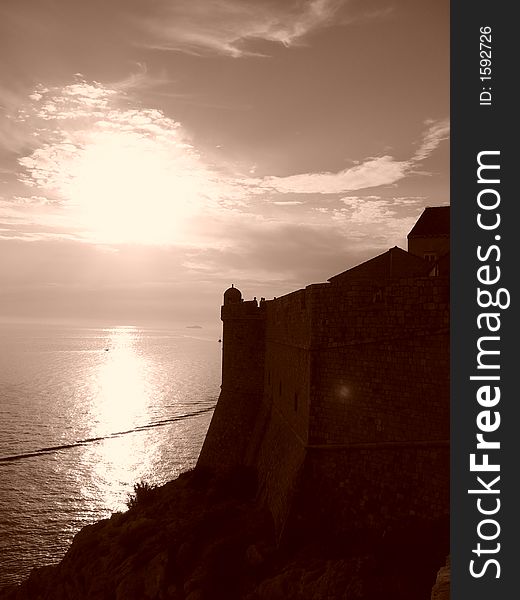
left=0, top=0, right=449, bottom=327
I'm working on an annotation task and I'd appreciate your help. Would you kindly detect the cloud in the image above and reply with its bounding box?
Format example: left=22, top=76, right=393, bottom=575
left=256, top=155, right=408, bottom=194
left=335, top=196, right=415, bottom=229
left=413, top=118, right=450, bottom=161
left=0, top=86, right=40, bottom=155
left=140, top=0, right=348, bottom=57
left=272, top=200, right=304, bottom=205
left=180, top=218, right=354, bottom=287
left=174, top=192, right=428, bottom=293
left=247, top=119, right=450, bottom=195
left=4, top=76, right=448, bottom=299
left=8, top=78, right=249, bottom=245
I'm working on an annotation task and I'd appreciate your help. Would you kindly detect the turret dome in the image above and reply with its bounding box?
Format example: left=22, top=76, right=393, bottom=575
left=223, top=284, right=242, bottom=305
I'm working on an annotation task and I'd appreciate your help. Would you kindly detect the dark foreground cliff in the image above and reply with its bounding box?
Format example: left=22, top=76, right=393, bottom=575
left=1, top=466, right=449, bottom=600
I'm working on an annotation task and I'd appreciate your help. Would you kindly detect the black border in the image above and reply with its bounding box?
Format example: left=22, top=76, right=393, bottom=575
left=451, top=2, right=517, bottom=597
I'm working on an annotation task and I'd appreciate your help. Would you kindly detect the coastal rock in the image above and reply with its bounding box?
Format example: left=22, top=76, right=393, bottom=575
left=0, top=467, right=447, bottom=600
left=431, top=556, right=450, bottom=600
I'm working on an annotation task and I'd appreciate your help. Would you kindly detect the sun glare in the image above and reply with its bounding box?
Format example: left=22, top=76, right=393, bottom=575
left=66, top=131, right=205, bottom=245
left=17, top=82, right=237, bottom=246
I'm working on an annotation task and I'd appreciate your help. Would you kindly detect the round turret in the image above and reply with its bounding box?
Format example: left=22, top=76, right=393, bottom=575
left=223, top=284, right=242, bottom=305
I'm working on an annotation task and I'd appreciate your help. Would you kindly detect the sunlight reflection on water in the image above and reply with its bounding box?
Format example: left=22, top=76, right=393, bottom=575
left=0, top=323, right=221, bottom=588
left=92, top=327, right=153, bottom=433
left=77, top=327, right=158, bottom=512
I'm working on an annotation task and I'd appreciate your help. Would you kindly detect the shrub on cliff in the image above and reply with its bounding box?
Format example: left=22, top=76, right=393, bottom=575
left=126, top=481, right=157, bottom=510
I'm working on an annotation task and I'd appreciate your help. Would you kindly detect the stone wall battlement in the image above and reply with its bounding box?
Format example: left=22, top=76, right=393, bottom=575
left=199, top=208, right=450, bottom=539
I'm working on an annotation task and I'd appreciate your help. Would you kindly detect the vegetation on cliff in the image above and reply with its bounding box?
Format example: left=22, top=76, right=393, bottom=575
left=1, top=467, right=448, bottom=600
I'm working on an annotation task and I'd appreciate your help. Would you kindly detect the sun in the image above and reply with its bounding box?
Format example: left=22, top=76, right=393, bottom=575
left=18, top=82, right=229, bottom=246
left=65, top=130, right=208, bottom=245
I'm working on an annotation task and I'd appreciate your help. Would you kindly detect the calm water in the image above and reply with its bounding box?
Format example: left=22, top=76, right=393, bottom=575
left=0, top=322, right=221, bottom=588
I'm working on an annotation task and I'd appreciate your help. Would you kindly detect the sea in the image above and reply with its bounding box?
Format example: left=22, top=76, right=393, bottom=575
left=0, top=321, right=222, bottom=589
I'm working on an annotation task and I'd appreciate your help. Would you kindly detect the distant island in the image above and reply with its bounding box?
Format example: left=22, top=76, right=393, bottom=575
left=185, top=325, right=203, bottom=329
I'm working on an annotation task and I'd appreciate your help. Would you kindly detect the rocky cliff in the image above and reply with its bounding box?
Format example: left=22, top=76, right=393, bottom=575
left=1, top=466, right=448, bottom=600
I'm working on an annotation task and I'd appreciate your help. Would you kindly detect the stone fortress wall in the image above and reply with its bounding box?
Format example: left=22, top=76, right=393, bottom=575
left=198, top=207, right=450, bottom=539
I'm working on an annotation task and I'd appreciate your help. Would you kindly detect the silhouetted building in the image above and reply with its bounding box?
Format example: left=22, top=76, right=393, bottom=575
left=199, top=207, right=450, bottom=540
left=407, top=205, right=450, bottom=261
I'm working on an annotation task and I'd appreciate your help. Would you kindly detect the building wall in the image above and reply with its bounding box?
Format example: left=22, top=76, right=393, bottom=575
left=243, top=289, right=312, bottom=533
left=308, top=277, right=449, bottom=445
left=199, top=271, right=450, bottom=537
left=263, top=289, right=312, bottom=443
left=250, top=400, right=307, bottom=536
left=408, top=236, right=450, bottom=260
left=289, top=442, right=449, bottom=539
